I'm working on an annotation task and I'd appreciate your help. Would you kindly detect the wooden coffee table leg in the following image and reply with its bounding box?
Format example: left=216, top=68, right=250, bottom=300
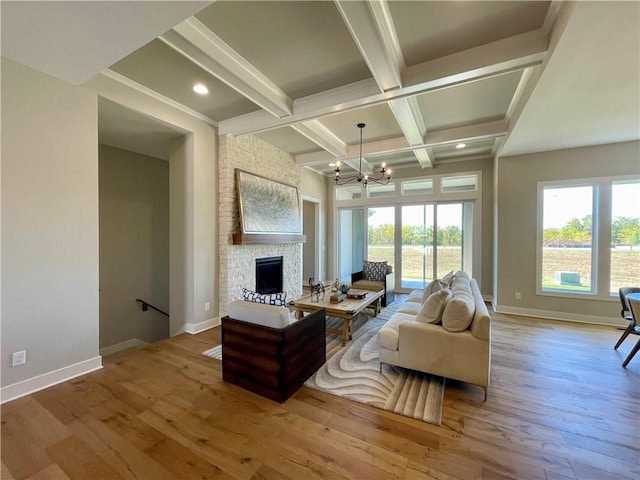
left=342, top=318, right=351, bottom=346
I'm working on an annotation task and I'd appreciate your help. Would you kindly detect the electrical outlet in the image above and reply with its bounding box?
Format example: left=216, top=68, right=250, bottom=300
left=12, top=350, right=26, bottom=367
left=205, top=302, right=211, bottom=312
left=515, top=292, right=521, bottom=300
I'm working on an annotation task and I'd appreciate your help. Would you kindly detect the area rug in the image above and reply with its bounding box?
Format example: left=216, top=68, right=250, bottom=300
left=202, top=304, right=445, bottom=425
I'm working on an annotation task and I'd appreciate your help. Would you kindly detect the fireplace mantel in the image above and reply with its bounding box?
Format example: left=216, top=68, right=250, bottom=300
left=232, top=233, right=306, bottom=245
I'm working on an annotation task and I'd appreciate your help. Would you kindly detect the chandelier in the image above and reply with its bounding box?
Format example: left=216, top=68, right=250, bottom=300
left=334, top=123, right=391, bottom=187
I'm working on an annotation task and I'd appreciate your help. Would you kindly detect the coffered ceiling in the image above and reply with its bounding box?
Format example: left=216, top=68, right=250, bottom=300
left=2, top=1, right=638, bottom=172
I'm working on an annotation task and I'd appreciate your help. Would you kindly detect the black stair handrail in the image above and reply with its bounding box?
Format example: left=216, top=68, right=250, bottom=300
left=136, top=298, right=169, bottom=317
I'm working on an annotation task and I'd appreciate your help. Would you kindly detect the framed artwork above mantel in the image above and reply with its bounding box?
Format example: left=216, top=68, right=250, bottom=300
left=234, top=170, right=306, bottom=245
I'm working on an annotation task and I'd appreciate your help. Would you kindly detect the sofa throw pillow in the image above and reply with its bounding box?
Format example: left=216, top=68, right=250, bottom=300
left=363, top=260, right=388, bottom=282
left=422, top=279, right=444, bottom=303
left=441, top=293, right=476, bottom=332
left=454, top=270, right=470, bottom=281
left=242, top=288, right=288, bottom=306
left=441, top=270, right=455, bottom=287
left=416, top=288, right=452, bottom=324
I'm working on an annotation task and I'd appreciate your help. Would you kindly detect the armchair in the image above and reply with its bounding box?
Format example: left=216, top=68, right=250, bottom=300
left=221, top=301, right=326, bottom=403
left=351, top=262, right=395, bottom=307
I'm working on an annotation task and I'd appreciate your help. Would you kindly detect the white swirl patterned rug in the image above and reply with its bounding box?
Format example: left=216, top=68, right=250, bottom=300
left=203, top=304, right=445, bottom=425
left=306, top=308, right=445, bottom=426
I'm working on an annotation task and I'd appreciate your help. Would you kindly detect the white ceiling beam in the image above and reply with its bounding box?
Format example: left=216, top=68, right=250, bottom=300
left=336, top=0, right=432, bottom=169
left=335, top=0, right=403, bottom=91
left=160, top=18, right=292, bottom=119
left=402, top=29, right=547, bottom=94
left=388, top=97, right=433, bottom=168
left=220, top=29, right=547, bottom=136
left=412, top=149, right=433, bottom=169
left=295, top=120, right=507, bottom=166
left=290, top=120, right=347, bottom=158
left=422, top=120, right=508, bottom=147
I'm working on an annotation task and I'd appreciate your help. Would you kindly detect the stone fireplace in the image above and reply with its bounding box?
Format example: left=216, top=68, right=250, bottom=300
left=218, top=134, right=303, bottom=315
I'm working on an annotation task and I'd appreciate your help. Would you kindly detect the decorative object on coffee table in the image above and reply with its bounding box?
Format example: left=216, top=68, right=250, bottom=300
left=309, top=277, right=325, bottom=302
left=330, top=293, right=345, bottom=304
left=347, top=290, right=368, bottom=299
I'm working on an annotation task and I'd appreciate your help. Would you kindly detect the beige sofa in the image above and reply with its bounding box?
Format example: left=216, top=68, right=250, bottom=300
left=377, top=273, right=491, bottom=399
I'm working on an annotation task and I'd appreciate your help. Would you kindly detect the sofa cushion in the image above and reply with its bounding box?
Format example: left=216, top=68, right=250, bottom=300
left=397, top=302, right=421, bottom=315
left=422, top=279, right=444, bottom=302
left=416, top=288, right=452, bottom=324
left=442, top=293, right=476, bottom=332
left=228, top=300, right=291, bottom=328
left=363, top=260, right=388, bottom=282
left=242, top=288, right=288, bottom=306
left=404, top=294, right=423, bottom=304
left=377, top=313, right=416, bottom=350
left=352, top=279, right=384, bottom=290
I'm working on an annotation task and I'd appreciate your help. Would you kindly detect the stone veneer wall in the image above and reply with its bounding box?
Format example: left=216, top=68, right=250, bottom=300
left=218, top=134, right=302, bottom=315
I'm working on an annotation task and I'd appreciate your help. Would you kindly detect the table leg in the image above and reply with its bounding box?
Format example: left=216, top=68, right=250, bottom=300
left=296, top=310, right=304, bottom=320
left=341, top=318, right=350, bottom=346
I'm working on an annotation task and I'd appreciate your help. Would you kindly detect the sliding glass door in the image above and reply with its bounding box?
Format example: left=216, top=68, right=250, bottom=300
left=401, top=205, right=434, bottom=289
left=341, top=201, right=474, bottom=289
left=400, top=202, right=472, bottom=289
left=367, top=207, right=395, bottom=267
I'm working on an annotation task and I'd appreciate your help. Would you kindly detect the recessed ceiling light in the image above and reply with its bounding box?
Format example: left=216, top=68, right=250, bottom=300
left=193, top=83, right=209, bottom=95
left=329, top=163, right=336, bottom=167
left=455, top=143, right=466, bottom=149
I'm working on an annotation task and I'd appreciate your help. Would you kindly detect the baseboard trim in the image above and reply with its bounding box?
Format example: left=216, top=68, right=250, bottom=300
left=99, top=339, right=149, bottom=357
left=184, top=317, right=221, bottom=335
left=0, top=356, right=103, bottom=404
left=495, top=305, right=627, bottom=328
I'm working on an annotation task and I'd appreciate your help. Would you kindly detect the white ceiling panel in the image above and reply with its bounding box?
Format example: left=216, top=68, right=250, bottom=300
left=389, top=1, right=549, bottom=66
left=417, top=71, right=523, bottom=131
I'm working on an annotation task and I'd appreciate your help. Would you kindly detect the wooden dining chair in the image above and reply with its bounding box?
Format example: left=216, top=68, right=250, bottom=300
left=614, top=287, right=640, bottom=350
left=622, top=298, right=640, bottom=368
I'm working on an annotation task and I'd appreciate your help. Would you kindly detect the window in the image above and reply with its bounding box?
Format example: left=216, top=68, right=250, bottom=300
left=538, top=176, right=640, bottom=298
left=367, top=184, right=395, bottom=198
left=402, top=179, right=433, bottom=195
left=611, top=180, right=640, bottom=293
left=441, top=175, right=478, bottom=192
left=540, top=184, right=594, bottom=293
left=336, top=186, right=362, bottom=200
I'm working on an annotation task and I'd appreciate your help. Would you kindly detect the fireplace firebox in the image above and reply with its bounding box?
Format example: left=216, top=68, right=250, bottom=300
left=256, top=256, right=283, bottom=294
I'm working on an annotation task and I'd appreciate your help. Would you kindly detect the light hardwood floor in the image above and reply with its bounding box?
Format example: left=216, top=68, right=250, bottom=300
left=2, top=305, right=639, bottom=480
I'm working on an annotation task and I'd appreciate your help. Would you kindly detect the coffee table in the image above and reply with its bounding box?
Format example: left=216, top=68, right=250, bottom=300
left=290, top=289, right=384, bottom=346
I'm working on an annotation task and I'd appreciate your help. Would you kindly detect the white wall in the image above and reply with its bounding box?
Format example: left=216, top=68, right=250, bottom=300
left=1, top=58, right=100, bottom=399
left=496, top=141, right=640, bottom=324
left=85, top=72, right=218, bottom=335
left=98, top=145, right=169, bottom=350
